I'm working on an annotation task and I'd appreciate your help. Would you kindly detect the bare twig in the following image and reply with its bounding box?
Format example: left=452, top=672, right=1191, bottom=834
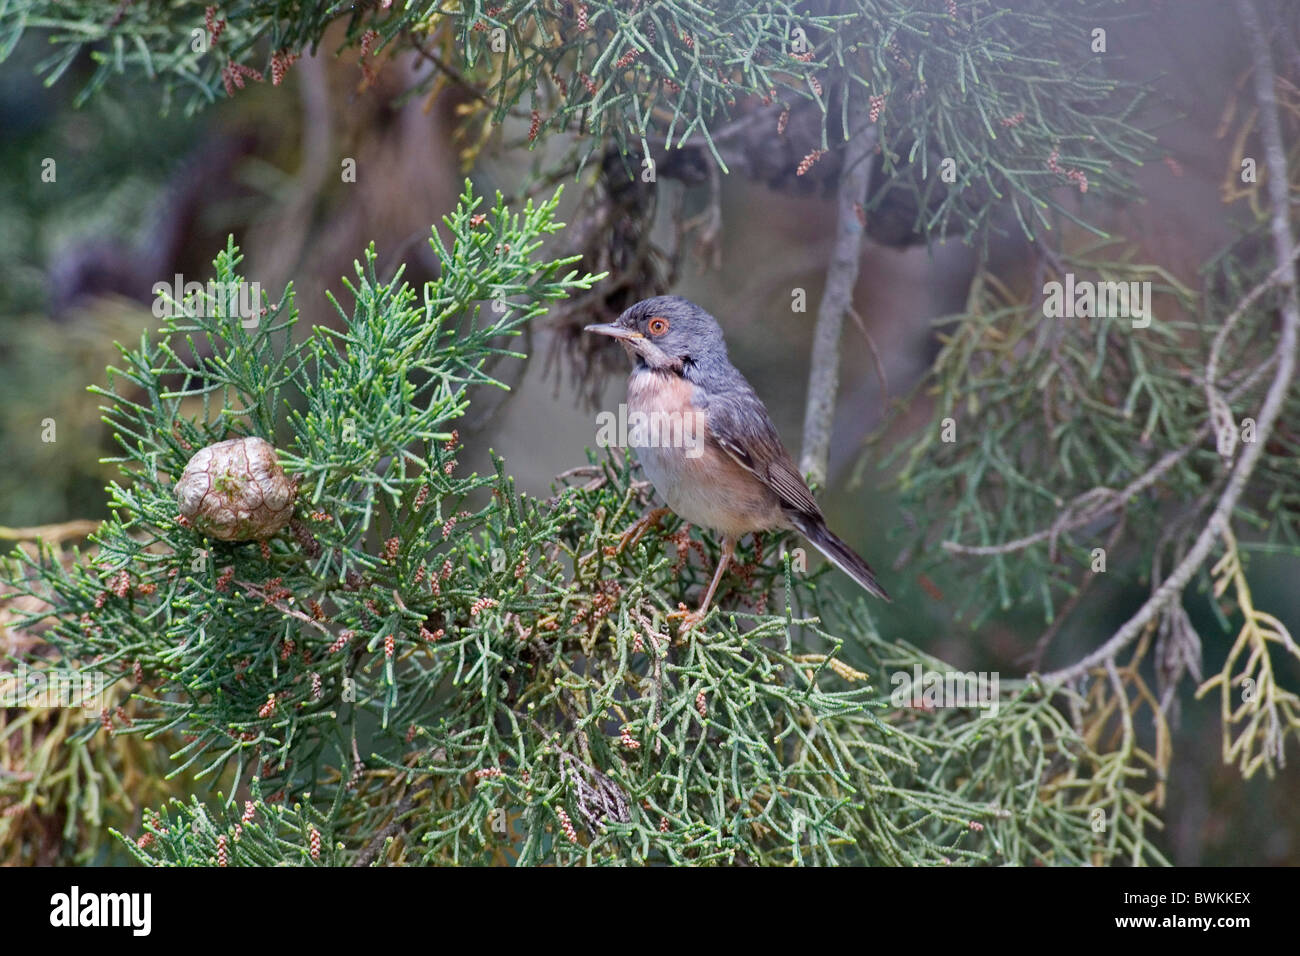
left=0, top=520, right=100, bottom=544
left=236, top=580, right=333, bottom=637
left=410, top=37, right=530, bottom=118
left=352, top=779, right=432, bottom=866
left=798, top=115, right=878, bottom=486
left=1041, top=0, right=1299, bottom=688
left=944, top=351, right=1277, bottom=557
left=847, top=303, right=889, bottom=408
left=559, top=751, right=631, bottom=834
left=1204, top=244, right=1300, bottom=459
left=1022, top=512, right=1127, bottom=671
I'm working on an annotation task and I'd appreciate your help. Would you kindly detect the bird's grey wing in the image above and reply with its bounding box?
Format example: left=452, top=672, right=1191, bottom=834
left=703, top=383, right=822, bottom=519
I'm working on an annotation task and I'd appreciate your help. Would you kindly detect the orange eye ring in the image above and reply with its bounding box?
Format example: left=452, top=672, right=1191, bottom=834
left=647, top=316, right=670, bottom=336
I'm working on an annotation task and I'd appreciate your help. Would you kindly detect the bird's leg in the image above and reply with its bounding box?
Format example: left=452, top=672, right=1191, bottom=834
left=618, top=506, right=670, bottom=553
left=671, top=535, right=735, bottom=628
left=695, top=535, right=735, bottom=618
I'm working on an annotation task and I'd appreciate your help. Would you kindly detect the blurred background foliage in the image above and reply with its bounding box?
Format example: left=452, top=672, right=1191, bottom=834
left=1, top=0, right=1298, bottom=864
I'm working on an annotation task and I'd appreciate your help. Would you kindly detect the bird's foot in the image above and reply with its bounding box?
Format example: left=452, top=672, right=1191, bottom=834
left=667, top=535, right=734, bottom=632
left=666, top=602, right=707, bottom=631
left=617, top=507, right=670, bottom=554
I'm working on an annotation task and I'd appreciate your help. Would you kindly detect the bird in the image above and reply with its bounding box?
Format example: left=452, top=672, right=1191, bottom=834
left=585, top=295, right=889, bottom=626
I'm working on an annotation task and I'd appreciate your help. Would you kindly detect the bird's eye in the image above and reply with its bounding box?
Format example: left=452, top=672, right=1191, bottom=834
left=647, top=316, right=670, bottom=336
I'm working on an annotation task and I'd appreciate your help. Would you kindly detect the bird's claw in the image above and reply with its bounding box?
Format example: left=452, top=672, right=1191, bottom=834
left=666, top=603, right=707, bottom=631
left=617, top=507, right=670, bottom=554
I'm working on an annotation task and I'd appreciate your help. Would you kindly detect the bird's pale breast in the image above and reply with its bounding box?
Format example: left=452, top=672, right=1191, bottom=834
left=627, top=368, right=786, bottom=537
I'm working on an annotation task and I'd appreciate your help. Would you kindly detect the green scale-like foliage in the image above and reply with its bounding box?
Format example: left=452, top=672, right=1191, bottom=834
left=5, top=183, right=1164, bottom=865
left=881, top=229, right=1300, bottom=628
left=2, top=1, right=1150, bottom=249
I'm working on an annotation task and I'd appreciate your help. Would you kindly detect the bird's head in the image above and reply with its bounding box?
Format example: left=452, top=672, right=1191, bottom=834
left=585, top=296, right=727, bottom=372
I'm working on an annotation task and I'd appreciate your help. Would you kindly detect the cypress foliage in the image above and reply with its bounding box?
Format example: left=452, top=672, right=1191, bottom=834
left=2, top=1, right=1297, bottom=865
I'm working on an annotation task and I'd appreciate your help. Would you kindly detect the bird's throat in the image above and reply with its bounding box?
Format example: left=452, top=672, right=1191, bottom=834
left=630, top=342, right=684, bottom=374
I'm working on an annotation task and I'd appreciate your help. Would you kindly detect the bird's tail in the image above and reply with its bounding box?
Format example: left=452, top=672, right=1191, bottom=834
left=790, top=514, right=891, bottom=602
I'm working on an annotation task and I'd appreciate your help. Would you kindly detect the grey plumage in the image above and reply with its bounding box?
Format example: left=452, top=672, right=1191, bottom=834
left=599, top=296, right=890, bottom=602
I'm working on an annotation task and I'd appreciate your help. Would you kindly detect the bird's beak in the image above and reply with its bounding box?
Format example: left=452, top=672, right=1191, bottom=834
left=586, top=321, right=680, bottom=372
left=584, top=322, right=643, bottom=341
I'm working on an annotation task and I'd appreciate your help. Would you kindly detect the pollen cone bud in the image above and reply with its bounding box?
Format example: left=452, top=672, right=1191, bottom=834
left=175, top=437, right=295, bottom=541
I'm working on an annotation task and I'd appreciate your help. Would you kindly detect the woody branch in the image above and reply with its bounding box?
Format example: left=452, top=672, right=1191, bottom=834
left=798, top=112, right=877, bottom=488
